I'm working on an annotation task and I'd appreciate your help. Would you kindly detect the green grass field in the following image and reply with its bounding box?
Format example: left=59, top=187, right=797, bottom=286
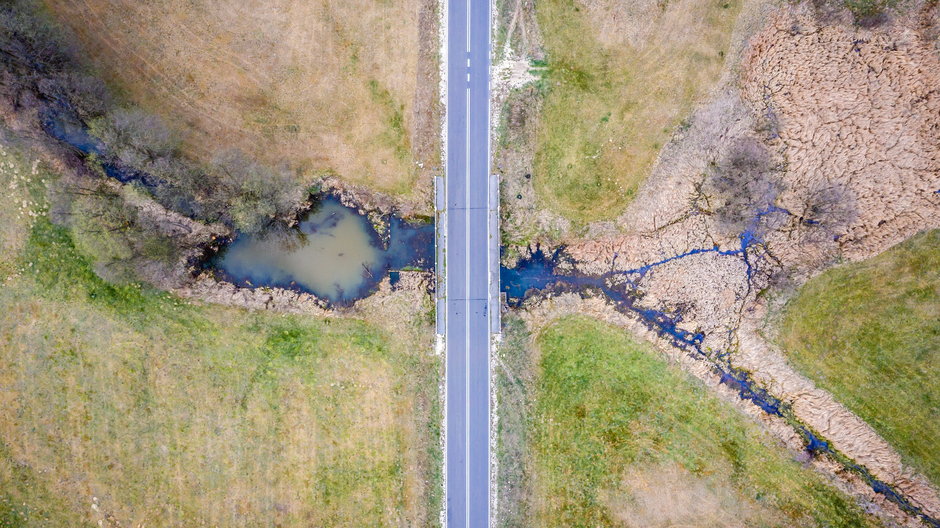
left=531, top=316, right=880, bottom=527
left=494, top=316, right=535, bottom=528
left=532, top=0, right=742, bottom=224
left=778, top=230, right=939, bottom=487
left=0, top=137, right=440, bottom=526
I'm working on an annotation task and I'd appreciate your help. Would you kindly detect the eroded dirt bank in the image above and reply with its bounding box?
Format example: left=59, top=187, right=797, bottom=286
left=0, top=82, right=435, bottom=326
left=0, top=0, right=439, bottom=320
left=1, top=104, right=433, bottom=318
left=510, top=1, right=940, bottom=525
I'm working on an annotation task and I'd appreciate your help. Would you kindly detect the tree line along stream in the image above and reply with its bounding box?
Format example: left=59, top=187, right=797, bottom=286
left=40, top=101, right=940, bottom=527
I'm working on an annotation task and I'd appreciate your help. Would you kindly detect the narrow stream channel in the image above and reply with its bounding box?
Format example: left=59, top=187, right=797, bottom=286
left=41, top=107, right=434, bottom=304
left=500, top=221, right=940, bottom=528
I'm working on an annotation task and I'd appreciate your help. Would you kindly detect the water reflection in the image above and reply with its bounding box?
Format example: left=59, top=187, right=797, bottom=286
left=215, top=197, right=433, bottom=303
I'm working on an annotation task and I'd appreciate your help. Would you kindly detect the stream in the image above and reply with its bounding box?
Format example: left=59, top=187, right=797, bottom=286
left=41, top=107, right=434, bottom=304
left=38, top=99, right=940, bottom=528
left=500, top=218, right=940, bottom=528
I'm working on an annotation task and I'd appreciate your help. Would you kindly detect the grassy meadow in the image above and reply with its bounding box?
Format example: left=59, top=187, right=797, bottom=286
left=778, top=230, right=939, bottom=487
left=494, top=316, right=535, bottom=528
left=0, top=137, right=440, bottom=526
left=533, top=0, right=742, bottom=224
left=40, top=0, right=439, bottom=198
left=530, top=316, right=880, bottom=527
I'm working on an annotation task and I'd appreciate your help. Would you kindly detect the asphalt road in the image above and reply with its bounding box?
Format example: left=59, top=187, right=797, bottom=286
left=444, top=0, right=493, bottom=524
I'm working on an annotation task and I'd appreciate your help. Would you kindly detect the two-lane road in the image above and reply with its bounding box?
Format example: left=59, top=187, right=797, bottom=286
left=443, top=0, right=494, bottom=525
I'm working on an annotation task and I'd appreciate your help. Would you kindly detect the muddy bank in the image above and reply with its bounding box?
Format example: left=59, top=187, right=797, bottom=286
left=3, top=79, right=432, bottom=313
left=740, top=5, right=940, bottom=266
left=503, top=241, right=940, bottom=525
left=501, top=1, right=940, bottom=525
left=202, top=194, right=433, bottom=306
left=514, top=292, right=929, bottom=526
left=139, top=185, right=434, bottom=314
left=0, top=6, right=438, bottom=314
left=1, top=88, right=435, bottom=316
left=175, top=268, right=433, bottom=318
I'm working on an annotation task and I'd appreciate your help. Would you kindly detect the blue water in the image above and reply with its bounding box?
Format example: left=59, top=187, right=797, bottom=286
left=40, top=108, right=104, bottom=155
left=40, top=108, right=154, bottom=185
left=501, top=247, right=566, bottom=304
left=500, top=215, right=940, bottom=528
left=39, top=107, right=435, bottom=304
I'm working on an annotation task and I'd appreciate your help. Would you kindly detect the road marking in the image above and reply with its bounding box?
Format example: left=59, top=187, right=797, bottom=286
left=444, top=0, right=495, bottom=524
left=465, top=1, right=473, bottom=523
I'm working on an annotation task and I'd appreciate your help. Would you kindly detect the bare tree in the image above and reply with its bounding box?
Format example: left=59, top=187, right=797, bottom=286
left=706, top=137, right=784, bottom=238
left=797, top=180, right=857, bottom=242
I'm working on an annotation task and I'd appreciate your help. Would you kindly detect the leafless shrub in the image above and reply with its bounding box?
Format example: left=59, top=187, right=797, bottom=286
left=0, top=1, right=76, bottom=70
left=706, top=137, right=784, bottom=238
left=796, top=180, right=858, bottom=242
left=203, top=149, right=305, bottom=233
left=59, top=181, right=181, bottom=283
left=88, top=108, right=178, bottom=167
left=1, top=1, right=308, bottom=238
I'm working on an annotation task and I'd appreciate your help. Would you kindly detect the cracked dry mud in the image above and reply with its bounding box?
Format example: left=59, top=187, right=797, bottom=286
left=521, top=3, right=940, bottom=525
left=741, top=6, right=940, bottom=267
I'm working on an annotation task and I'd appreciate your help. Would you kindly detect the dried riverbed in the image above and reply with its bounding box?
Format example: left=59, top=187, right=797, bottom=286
left=496, top=2, right=940, bottom=527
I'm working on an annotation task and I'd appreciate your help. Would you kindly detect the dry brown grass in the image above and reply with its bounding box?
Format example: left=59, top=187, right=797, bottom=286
left=1, top=294, right=425, bottom=527
left=41, top=0, right=440, bottom=201
left=602, top=461, right=780, bottom=528
left=740, top=6, right=940, bottom=262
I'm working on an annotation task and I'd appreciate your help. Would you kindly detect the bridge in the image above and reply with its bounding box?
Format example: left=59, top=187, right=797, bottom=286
left=436, top=0, right=498, bottom=525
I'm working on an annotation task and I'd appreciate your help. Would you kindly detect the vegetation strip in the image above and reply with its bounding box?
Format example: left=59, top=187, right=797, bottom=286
left=778, top=229, right=939, bottom=487
left=0, top=132, right=443, bottom=526
left=527, top=316, right=879, bottom=527
left=502, top=228, right=940, bottom=526
left=530, top=0, right=743, bottom=223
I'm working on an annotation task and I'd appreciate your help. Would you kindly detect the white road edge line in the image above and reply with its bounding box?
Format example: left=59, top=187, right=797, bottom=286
left=438, top=0, right=448, bottom=522
left=485, top=0, right=495, bottom=522
left=466, top=0, right=475, bottom=524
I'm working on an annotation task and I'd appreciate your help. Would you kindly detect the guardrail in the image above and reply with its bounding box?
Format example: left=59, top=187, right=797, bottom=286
left=488, top=172, right=500, bottom=334
left=435, top=173, right=447, bottom=334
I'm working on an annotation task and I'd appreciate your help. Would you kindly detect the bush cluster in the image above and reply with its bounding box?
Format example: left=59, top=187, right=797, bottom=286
left=88, top=110, right=303, bottom=233
left=706, top=137, right=783, bottom=238
left=706, top=136, right=858, bottom=250
left=57, top=182, right=180, bottom=283
left=1, top=1, right=307, bottom=281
